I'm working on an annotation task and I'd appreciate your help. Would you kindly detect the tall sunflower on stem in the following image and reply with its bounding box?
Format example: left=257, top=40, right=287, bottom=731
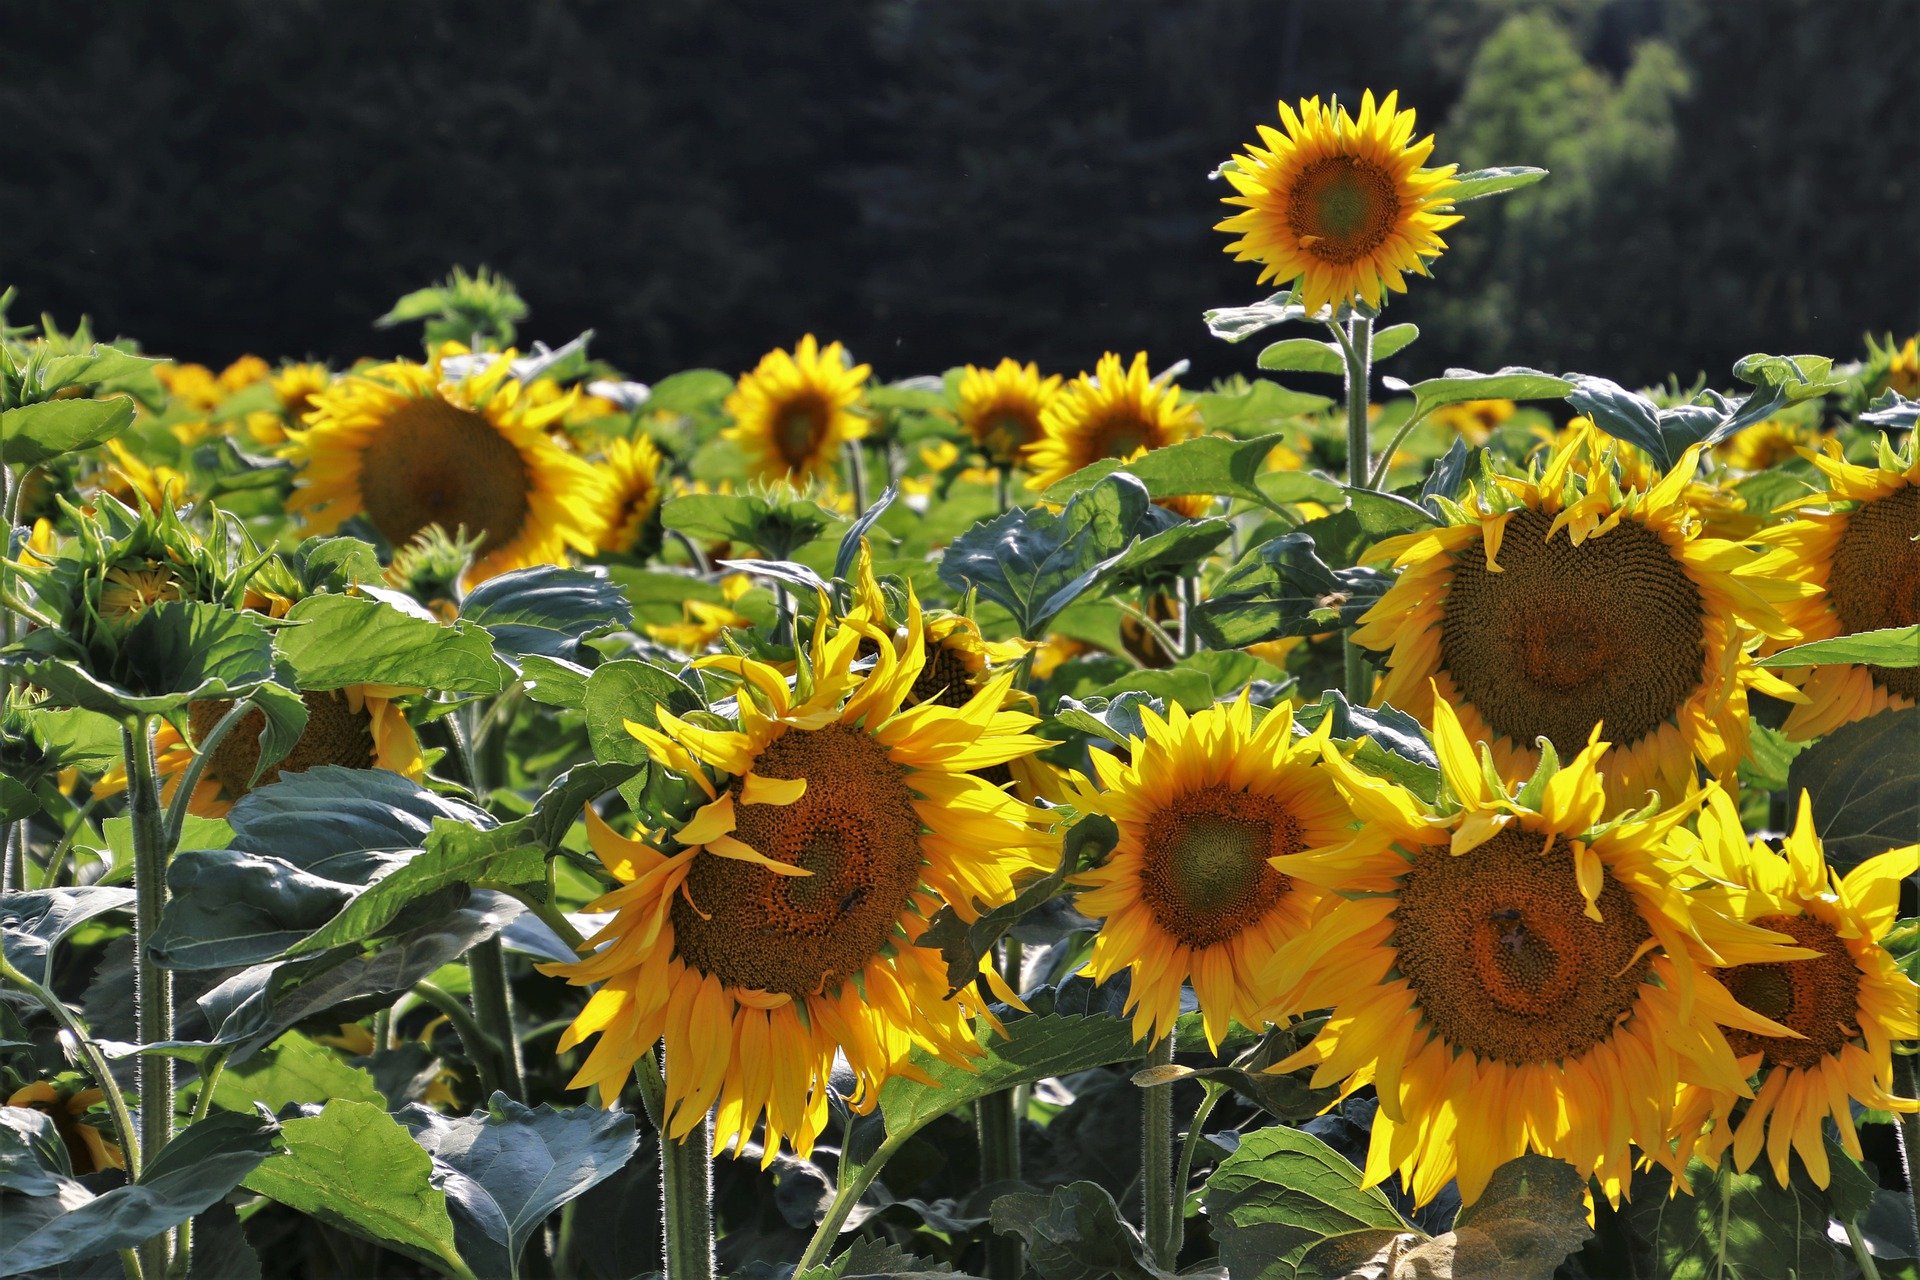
left=722, top=336, right=871, bottom=486
left=1025, top=352, right=1206, bottom=517
left=956, top=359, right=1061, bottom=472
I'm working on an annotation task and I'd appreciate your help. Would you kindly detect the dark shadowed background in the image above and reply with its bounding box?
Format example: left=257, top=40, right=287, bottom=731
left=3, top=0, right=1915, bottom=388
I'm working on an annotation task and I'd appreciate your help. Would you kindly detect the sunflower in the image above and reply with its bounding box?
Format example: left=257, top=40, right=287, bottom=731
left=217, top=355, right=271, bottom=394
left=1216, top=90, right=1461, bottom=317
left=286, top=345, right=606, bottom=587
left=542, top=594, right=1053, bottom=1159
left=4, top=1082, right=124, bottom=1175
left=1428, top=398, right=1516, bottom=446
left=1353, top=423, right=1809, bottom=810
left=721, top=336, right=871, bottom=485
left=646, top=576, right=754, bottom=654
left=1713, top=416, right=1820, bottom=473
left=156, top=362, right=222, bottom=413
left=1072, top=696, right=1362, bottom=1050
left=247, top=362, right=334, bottom=447
left=1757, top=436, right=1920, bottom=739
left=88, top=439, right=186, bottom=512
left=1272, top=698, right=1812, bottom=1206
left=1668, top=790, right=1919, bottom=1188
left=592, top=434, right=666, bottom=556
left=1866, top=334, right=1920, bottom=399
left=957, top=359, right=1062, bottom=469
left=1025, top=352, right=1207, bottom=517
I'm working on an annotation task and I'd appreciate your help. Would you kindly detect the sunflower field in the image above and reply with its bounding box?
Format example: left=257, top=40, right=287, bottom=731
left=2, top=88, right=1917, bottom=1280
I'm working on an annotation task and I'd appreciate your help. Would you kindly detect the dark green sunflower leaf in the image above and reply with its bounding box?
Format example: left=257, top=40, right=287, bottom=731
left=1412, top=368, right=1571, bottom=420
left=1861, top=390, right=1920, bottom=431
left=1445, top=166, right=1549, bottom=203
left=1050, top=692, right=1163, bottom=748
left=274, top=593, right=506, bottom=695
left=0, top=775, right=35, bottom=823
left=1294, top=692, right=1441, bottom=803
left=149, top=849, right=365, bottom=970
left=184, top=1198, right=264, bottom=1280
left=1107, top=517, right=1234, bottom=588
left=1786, top=707, right=1920, bottom=873
left=1202, top=294, right=1312, bottom=345
left=1190, top=533, right=1391, bottom=649
left=1048, top=435, right=1297, bottom=517
left=287, top=537, right=386, bottom=593
left=34, top=346, right=164, bottom=401
left=243, top=680, right=310, bottom=786
left=0, top=886, right=136, bottom=984
left=205, top=1031, right=385, bottom=1113
left=834, top=482, right=901, bottom=582
left=1341, top=486, right=1441, bottom=534
left=1420, top=437, right=1479, bottom=510
left=1645, top=1158, right=1854, bottom=1280
left=584, top=658, right=696, bottom=765
left=226, top=766, right=492, bottom=874
left=1203, top=1125, right=1415, bottom=1280
left=988, top=1181, right=1175, bottom=1280
left=661, top=492, right=843, bottom=560
left=458, top=566, right=632, bottom=664
left=1732, top=353, right=1850, bottom=402
left=0, top=1108, right=72, bottom=1195
left=1757, top=626, right=1920, bottom=669
left=1193, top=380, right=1333, bottom=435
left=0, top=396, right=136, bottom=467
left=2, top=603, right=276, bottom=717
left=1257, top=338, right=1344, bottom=376
left=242, top=1100, right=474, bottom=1280
left=1565, top=372, right=1786, bottom=472
left=518, top=654, right=593, bottom=708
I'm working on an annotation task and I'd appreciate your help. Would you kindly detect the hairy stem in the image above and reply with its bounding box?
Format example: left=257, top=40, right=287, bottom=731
left=124, top=718, right=175, bottom=1279
left=467, top=937, right=525, bottom=1101
left=163, top=696, right=252, bottom=851
left=0, top=950, right=142, bottom=1182
left=659, top=1105, right=716, bottom=1280
left=1171, top=1082, right=1226, bottom=1261
left=976, top=946, right=1025, bottom=1280
left=1335, top=314, right=1375, bottom=706
left=1141, top=1035, right=1177, bottom=1269
left=412, top=980, right=504, bottom=1100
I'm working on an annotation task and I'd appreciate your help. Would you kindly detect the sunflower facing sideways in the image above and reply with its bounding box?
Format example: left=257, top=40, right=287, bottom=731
left=542, top=593, right=1055, bottom=1159
left=1216, top=90, right=1460, bottom=316
left=722, top=335, right=871, bottom=485
left=1354, top=423, right=1810, bottom=811
left=286, top=345, right=606, bottom=586
left=1072, top=695, right=1365, bottom=1051
left=1270, top=697, right=1813, bottom=1207
left=956, top=358, right=1061, bottom=470
left=1025, top=352, right=1207, bottom=516
left=1758, top=434, right=1920, bottom=739
left=591, top=433, right=666, bottom=557
left=1668, top=789, right=1919, bottom=1189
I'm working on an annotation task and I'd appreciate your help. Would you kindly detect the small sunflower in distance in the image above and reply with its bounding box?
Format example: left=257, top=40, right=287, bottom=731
left=1217, top=91, right=1460, bottom=316
left=4, top=1082, right=124, bottom=1174
left=288, top=346, right=606, bottom=586
left=1073, top=696, right=1363, bottom=1050
left=1273, top=697, right=1811, bottom=1206
left=544, top=593, right=1053, bottom=1158
left=1669, top=790, right=1919, bottom=1188
left=1025, top=352, right=1205, bottom=515
left=1759, top=435, right=1920, bottom=739
left=722, top=335, right=871, bottom=484
left=592, top=434, right=666, bottom=556
left=1354, top=422, right=1810, bottom=810
left=957, top=359, right=1061, bottom=469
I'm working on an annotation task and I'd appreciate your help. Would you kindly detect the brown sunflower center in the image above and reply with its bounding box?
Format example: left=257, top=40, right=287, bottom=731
left=1288, top=156, right=1401, bottom=264
left=1827, top=484, right=1920, bottom=699
left=670, top=722, right=924, bottom=998
left=1392, top=826, right=1654, bottom=1066
left=981, top=409, right=1040, bottom=460
left=188, top=689, right=377, bottom=799
left=1086, top=413, right=1152, bottom=462
left=1439, top=508, right=1707, bottom=755
left=909, top=638, right=978, bottom=709
left=1722, top=913, right=1862, bottom=1071
left=1138, top=784, right=1300, bottom=949
left=772, top=395, right=832, bottom=470
left=356, top=397, right=531, bottom=556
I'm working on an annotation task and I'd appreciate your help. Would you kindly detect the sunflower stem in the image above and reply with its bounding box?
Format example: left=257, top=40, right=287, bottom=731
left=995, top=467, right=1012, bottom=514
left=0, top=949, right=142, bottom=1183
left=978, top=952, right=1025, bottom=1279
left=1844, top=1218, right=1883, bottom=1280
left=39, top=788, right=106, bottom=890
left=1142, top=1034, right=1177, bottom=1268
left=659, top=1112, right=716, bottom=1280
left=1336, top=313, right=1374, bottom=707
left=412, top=979, right=504, bottom=1100
left=125, top=717, right=175, bottom=1280
left=1897, top=1054, right=1920, bottom=1252
left=1170, top=1081, right=1226, bottom=1261
left=163, top=695, right=253, bottom=851
left=467, top=937, right=525, bottom=1101
left=168, top=1049, right=232, bottom=1280
left=844, top=440, right=869, bottom=516
left=1365, top=405, right=1435, bottom=490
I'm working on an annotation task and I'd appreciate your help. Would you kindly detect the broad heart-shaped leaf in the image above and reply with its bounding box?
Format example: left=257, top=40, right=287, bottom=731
left=243, top=1100, right=476, bottom=1280
left=1732, top=352, right=1850, bottom=403
left=0, top=1109, right=280, bottom=1277
left=1190, top=532, right=1391, bottom=649
left=207, top=1031, right=385, bottom=1113
left=938, top=474, right=1151, bottom=638
left=1106, top=516, right=1234, bottom=590
left=1446, top=165, right=1549, bottom=203
left=1786, top=707, right=1920, bottom=873
left=1564, top=373, right=1785, bottom=472
left=227, top=765, right=491, bottom=874
left=397, top=1094, right=639, bottom=1280
left=1409, top=367, right=1572, bottom=419
left=1043, top=434, right=1290, bottom=511
left=1258, top=337, right=1344, bottom=376
left=1192, top=380, right=1334, bottom=436
left=0, top=886, right=135, bottom=984
left=1203, top=1125, right=1414, bottom=1280
left=1758, top=625, right=1920, bottom=669
left=1202, top=294, right=1312, bottom=344
left=0, top=396, right=135, bottom=466
left=457, top=566, right=631, bottom=664
left=1294, top=692, right=1442, bottom=804
left=149, top=848, right=374, bottom=969
left=274, top=593, right=505, bottom=695
left=584, top=658, right=698, bottom=765
left=988, top=1182, right=1174, bottom=1280
left=1642, top=1158, right=1854, bottom=1280
left=2, top=601, right=276, bottom=717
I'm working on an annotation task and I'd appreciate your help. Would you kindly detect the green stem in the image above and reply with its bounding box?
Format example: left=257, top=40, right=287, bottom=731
left=2, top=824, right=22, bottom=898
left=1365, top=407, right=1435, bottom=490
left=1177, top=575, right=1201, bottom=658
left=413, top=980, right=503, bottom=1100
left=124, top=718, right=175, bottom=1280
left=844, top=440, right=869, bottom=516
left=995, top=467, right=1012, bottom=514
left=1335, top=314, right=1374, bottom=707
left=977, top=940, right=1025, bottom=1280
left=164, top=697, right=252, bottom=851
left=1845, top=1218, right=1882, bottom=1280
left=169, top=1050, right=232, bottom=1280
left=1897, top=1055, right=1920, bottom=1254
left=1141, top=1035, right=1177, bottom=1269
left=1170, top=1083, right=1226, bottom=1262
left=659, top=1106, right=716, bottom=1280
left=796, top=1129, right=910, bottom=1271
left=0, top=950, right=142, bottom=1182
left=39, top=789, right=106, bottom=890
left=467, top=938, right=525, bottom=1101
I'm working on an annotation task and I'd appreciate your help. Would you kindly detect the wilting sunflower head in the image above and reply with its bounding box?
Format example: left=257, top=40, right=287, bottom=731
left=1758, top=433, right=1920, bottom=739
left=1668, top=790, right=1919, bottom=1189
left=542, top=593, right=1053, bottom=1160
left=1353, top=424, right=1810, bottom=811
left=957, top=359, right=1062, bottom=468
left=721, top=335, right=871, bottom=485
left=1216, top=90, right=1461, bottom=317
left=286, top=345, right=607, bottom=587
left=1025, top=352, right=1206, bottom=516
left=1073, top=696, right=1362, bottom=1049
left=1277, top=713, right=1812, bottom=1207
left=591, top=433, right=665, bottom=557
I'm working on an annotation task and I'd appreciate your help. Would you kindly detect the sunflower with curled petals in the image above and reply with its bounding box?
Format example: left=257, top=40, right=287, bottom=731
left=1353, top=423, right=1810, bottom=812
left=1072, top=695, right=1367, bottom=1051
left=1025, top=352, right=1208, bottom=518
left=542, top=594, right=1055, bottom=1160
left=1667, top=789, right=1919, bottom=1188
left=1270, top=695, right=1813, bottom=1207
left=286, top=345, right=606, bottom=587
left=1757, top=435, right=1920, bottom=739
left=722, top=336, right=871, bottom=485
left=1215, top=90, right=1460, bottom=316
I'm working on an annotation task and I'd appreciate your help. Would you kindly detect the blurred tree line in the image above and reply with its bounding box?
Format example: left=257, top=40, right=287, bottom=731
left=1, top=0, right=1913, bottom=388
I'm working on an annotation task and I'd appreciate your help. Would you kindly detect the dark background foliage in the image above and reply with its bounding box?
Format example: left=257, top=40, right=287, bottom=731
left=2, top=0, right=1914, bottom=388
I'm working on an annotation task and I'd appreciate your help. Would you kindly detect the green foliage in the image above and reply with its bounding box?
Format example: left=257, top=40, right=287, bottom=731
left=1758, top=626, right=1920, bottom=670
left=1786, top=707, right=1920, bottom=872
left=275, top=593, right=507, bottom=695
left=987, top=1182, right=1173, bottom=1280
